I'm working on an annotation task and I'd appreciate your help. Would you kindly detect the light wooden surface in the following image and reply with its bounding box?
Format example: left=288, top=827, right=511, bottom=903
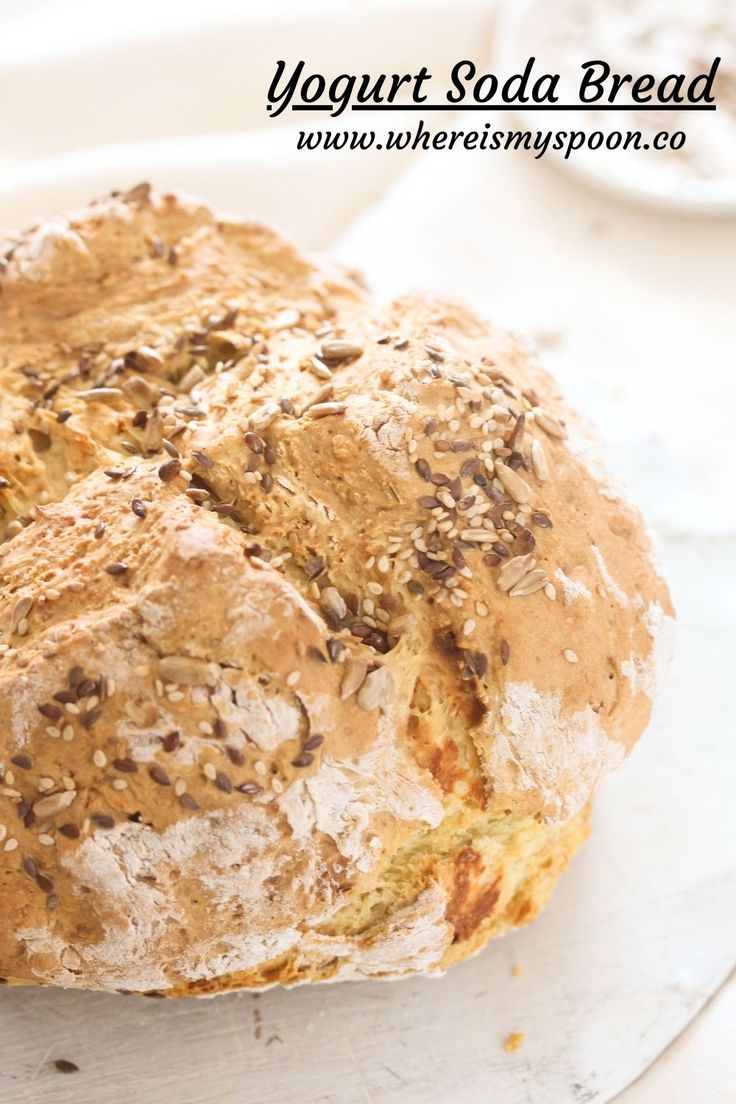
left=0, top=2, right=734, bottom=1101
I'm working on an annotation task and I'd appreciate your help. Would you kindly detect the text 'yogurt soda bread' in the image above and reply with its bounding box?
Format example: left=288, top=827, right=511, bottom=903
left=0, top=187, right=673, bottom=995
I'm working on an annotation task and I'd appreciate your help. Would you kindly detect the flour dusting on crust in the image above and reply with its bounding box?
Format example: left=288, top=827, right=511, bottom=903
left=484, top=682, right=625, bottom=822
left=621, top=601, right=676, bottom=700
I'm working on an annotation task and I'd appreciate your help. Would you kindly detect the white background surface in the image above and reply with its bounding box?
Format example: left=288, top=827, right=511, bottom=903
left=0, top=2, right=734, bottom=1102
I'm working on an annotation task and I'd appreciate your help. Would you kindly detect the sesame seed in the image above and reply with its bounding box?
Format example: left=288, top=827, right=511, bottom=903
left=203, top=763, right=217, bottom=781
left=563, top=649, right=579, bottom=664
left=286, top=670, right=301, bottom=687
left=92, top=750, right=107, bottom=768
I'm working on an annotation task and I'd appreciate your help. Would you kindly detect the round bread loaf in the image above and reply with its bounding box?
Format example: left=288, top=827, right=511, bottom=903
left=0, top=187, right=673, bottom=995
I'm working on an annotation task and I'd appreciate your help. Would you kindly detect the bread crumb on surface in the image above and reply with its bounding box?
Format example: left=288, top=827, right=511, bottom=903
left=504, top=1032, right=525, bottom=1053
left=511, top=963, right=523, bottom=977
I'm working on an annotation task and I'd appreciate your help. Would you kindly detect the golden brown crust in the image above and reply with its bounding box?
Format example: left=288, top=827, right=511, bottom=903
left=0, top=188, right=673, bottom=994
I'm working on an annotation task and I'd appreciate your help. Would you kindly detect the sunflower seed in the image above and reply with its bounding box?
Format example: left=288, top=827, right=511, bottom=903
left=248, top=402, right=281, bottom=432
left=498, top=554, right=537, bottom=593
left=534, top=410, right=566, bottom=439
left=178, top=365, right=205, bottom=393
left=340, top=659, right=368, bottom=700
left=530, top=439, right=549, bottom=481
left=309, top=357, right=333, bottom=380
left=321, top=587, right=347, bottom=620
left=459, top=529, right=497, bottom=543
left=77, top=388, right=123, bottom=404
left=495, top=464, right=532, bottom=504
left=319, top=340, right=363, bottom=362
left=272, top=308, right=301, bottom=330
left=32, top=791, right=77, bottom=818
left=307, top=401, right=347, bottom=419
left=508, top=569, right=548, bottom=597
left=356, top=666, right=394, bottom=713
left=11, top=595, right=33, bottom=633
left=159, top=655, right=214, bottom=686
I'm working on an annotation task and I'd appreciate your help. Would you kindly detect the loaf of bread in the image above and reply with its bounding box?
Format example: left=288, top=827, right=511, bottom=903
left=0, top=188, right=673, bottom=995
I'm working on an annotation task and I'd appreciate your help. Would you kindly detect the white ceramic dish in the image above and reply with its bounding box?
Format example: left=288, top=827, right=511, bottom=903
left=493, top=0, right=736, bottom=216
